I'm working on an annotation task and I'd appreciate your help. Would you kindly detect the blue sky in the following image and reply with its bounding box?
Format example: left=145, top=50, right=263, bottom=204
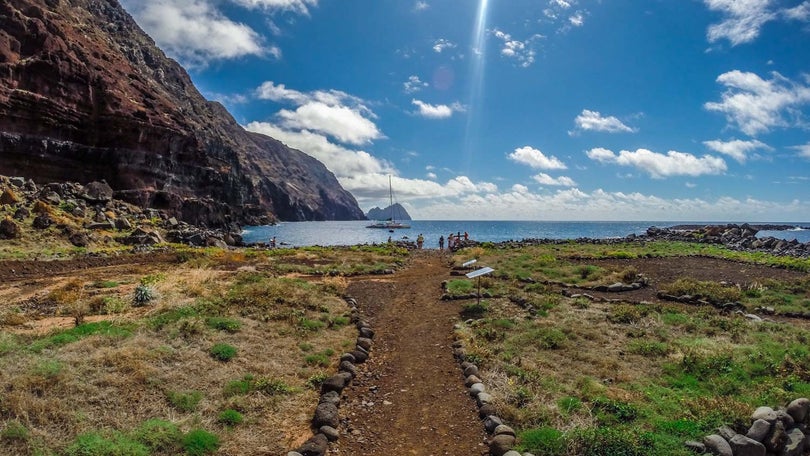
left=120, top=0, right=810, bottom=221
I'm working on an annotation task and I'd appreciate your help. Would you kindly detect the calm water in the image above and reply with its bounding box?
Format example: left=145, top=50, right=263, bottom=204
left=241, top=221, right=810, bottom=247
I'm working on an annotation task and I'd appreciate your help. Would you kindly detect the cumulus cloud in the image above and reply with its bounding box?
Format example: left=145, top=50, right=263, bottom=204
left=433, top=38, right=457, bottom=53
left=570, top=109, right=636, bottom=134
left=569, top=12, right=584, bottom=26
left=411, top=99, right=465, bottom=119
left=586, top=148, right=727, bottom=178
left=704, top=70, right=810, bottom=136
left=255, top=81, right=382, bottom=145
left=245, top=121, right=390, bottom=178
left=339, top=174, right=498, bottom=202
left=414, top=1, right=429, bottom=11
left=491, top=29, right=541, bottom=68
left=703, top=138, right=772, bottom=163
left=533, top=173, right=577, bottom=187
left=508, top=146, right=567, bottom=170
left=121, top=0, right=266, bottom=66
left=404, top=75, right=428, bottom=94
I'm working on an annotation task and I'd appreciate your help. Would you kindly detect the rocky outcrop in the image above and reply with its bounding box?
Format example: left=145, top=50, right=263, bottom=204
left=644, top=224, right=810, bottom=258
left=0, top=0, right=364, bottom=228
left=366, top=203, right=412, bottom=221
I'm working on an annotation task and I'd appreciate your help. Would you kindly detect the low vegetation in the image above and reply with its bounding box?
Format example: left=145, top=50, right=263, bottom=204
left=0, top=243, right=409, bottom=455
left=452, top=242, right=810, bottom=455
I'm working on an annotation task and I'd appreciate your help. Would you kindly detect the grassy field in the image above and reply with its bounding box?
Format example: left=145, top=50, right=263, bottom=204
left=0, top=244, right=408, bottom=455
left=450, top=242, right=810, bottom=455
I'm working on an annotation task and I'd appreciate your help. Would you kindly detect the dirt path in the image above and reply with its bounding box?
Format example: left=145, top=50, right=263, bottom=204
left=334, top=252, right=489, bottom=456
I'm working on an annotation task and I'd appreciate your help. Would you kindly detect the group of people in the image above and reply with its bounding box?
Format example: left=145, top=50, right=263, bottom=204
left=438, top=231, right=468, bottom=250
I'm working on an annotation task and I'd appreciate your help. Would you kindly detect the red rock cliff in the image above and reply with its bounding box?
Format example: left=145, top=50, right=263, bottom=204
left=0, top=0, right=365, bottom=227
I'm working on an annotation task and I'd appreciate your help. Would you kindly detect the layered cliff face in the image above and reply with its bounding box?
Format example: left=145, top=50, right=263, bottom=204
left=0, top=0, right=365, bottom=227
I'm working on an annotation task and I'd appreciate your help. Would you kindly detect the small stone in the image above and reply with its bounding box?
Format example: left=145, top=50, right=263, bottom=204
left=684, top=440, right=706, bottom=453
left=776, top=410, right=795, bottom=429
left=339, top=353, right=356, bottom=363
left=607, top=282, right=624, bottom=292
left=320, top=375, right=348, bottom=394
left=479, top=403, right=497, bottom=418
left=493, top=425, right=516, bottom=437
left=502, top=452, right=522, bottom=456
left=313, top=402, right=339, bottom=428
left=350, top=350, right=368, bottom=363
left=463, top=364, right=479, bottom=377
left=0, top=218, right=20, bottom=239
left=319, top=391, right=340, bottom=406
left=319, top=425, right=339, bottom=442
left=295, top=433, right=328, bottom=456
left=483, top=415, right=503, bottom=433
left=489, top=434, right=516, bottom=456
left=339, top=360, right=357, bottom=378
left=717, top=425, right=737, bottom=441
left=356, top=337, right=372, bottom=351
left=477, top=392, right=493, bottom=407
left=359, top=327, right=375, bottom=339
left=465, top=375, right=482, bottom=387
left=469, top=383, right=486, bottom=396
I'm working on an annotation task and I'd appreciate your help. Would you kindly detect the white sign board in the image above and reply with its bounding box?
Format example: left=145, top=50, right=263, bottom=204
left=466, top=266, right=494, bottom=279
left=462, top=259, right=477, bottom=267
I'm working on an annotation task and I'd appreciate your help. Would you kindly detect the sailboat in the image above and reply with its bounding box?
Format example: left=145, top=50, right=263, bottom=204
left=366, top=175, right=411, bottom=230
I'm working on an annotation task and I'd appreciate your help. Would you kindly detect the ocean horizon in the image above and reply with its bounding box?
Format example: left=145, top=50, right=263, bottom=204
left=241, top=220, right=810, bottom=248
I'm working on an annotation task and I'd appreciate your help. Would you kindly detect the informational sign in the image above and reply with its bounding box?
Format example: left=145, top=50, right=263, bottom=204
left=466, top=266, right=494, bottom=279
left=462, top=259, right=477, bottom=268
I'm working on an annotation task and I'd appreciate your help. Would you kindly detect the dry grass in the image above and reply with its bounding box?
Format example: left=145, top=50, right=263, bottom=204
left=0, top=249, right=362, bottom=455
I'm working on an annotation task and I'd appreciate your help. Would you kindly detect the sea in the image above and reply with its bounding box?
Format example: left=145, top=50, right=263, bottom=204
left=241, top=221, right=810, bottom=248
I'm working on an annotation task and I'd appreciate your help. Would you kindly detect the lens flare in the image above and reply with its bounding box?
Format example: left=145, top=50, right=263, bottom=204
left=463, top=0, right=490, bottom=171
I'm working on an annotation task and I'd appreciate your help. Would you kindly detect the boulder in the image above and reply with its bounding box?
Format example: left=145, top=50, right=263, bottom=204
left=479, top=403, right=497, bottom=418
left=338, top=360, right=357, bottom=378
left=787, top=398, right=810, bottom=423
left=469, top=383, right=486, bottom=396
left=350, top=349, right=368, bottom=363
left=0, top=218, right=20, bottom=239
left=782, top=427, right=806, bottom=456
left=68, top=231, right=91, bottom=247
left=124, top=227, right=164, bottom=245
left=320, top=374, right=348, bottom=394
left=728, top=434, right=765, bottom=456
left=80, top=181, right=113, bottom=203
left=684, top=440, right=706, bottom=453
left=483, top=415, right=503, bottom=433
left=747, top=419, right=772, bottom=442
left=114, top=217, right=132, bottom=230
left=753, top=406, right=778, bottom=423
left=0, top=188, right=20, bottom=205
left=703, top=434, right=733, bottom=456
left=319, top=391, right=340, bottom=406
left=493, top=425, right=516, bottom=437
left=765, top=421, right=788, bottom=453
left=465, top=375, right=482, bottom=387
left=358, top=327, right=375, bottom=339
left=477, top=392, right=493, bottom=407
left=356, top=337, right=372, bottom=351
left=13, top=207, right=29, bottom=220
left=463, top=364, right=479, bottom=377
left=32, top=214, right=52, bottom=229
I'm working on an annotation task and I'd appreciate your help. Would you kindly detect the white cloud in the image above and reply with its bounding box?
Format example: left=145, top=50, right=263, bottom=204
left=552, top=0, right=571, bottom=9
left=121, top=0, right=266, bottom=66
left=702, top=138, right=772, bottom=163
left=433, top=38, right=457, bottom=53
left=570, top=109, right=636, bottom=134
left=704, top=70, right=810, bottom=136
left=411, top=99, right=465, bottom=119
left=255, top=81, right=381, bottom=145
left=231, top=0, right=317, bottom=14
left=414, top=1, right=429, bottom=11
left=783, top=2, right=810, bottom=20
left=791, top=143, right=810, bottom=158
left=427, top=172, right=437, bottom=179
left=340, top=174, right=498, bottom=202
left=569, top=12, right=584, bottom=26
left=244, top=121, right=391, bottom=178
left=413, top=187, right=809, bottom=221
left=404, top=75, right=428, bottom=94
left=586, top=148, right=727, bottom=178
left=491, top=29, right=541, bottom=68
left=276, top=103, right=382, bottom=145
left=508, top=146, right=567, bottom=170
left=533, top=173, right=577, bottom=187
left=704, top=0, right=775, bottom=45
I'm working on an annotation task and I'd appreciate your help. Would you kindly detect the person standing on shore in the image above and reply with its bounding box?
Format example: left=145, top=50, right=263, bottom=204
left=448, top=233, right=454, bottom=249
left=438, top=235, right=444, bottom=250
left=416, top=233, right=424, bottom=249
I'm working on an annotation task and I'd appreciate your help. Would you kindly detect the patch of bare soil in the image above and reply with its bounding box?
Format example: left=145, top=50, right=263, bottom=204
left=570, top=256, right=808, bottom=302
left=334, top=252, right=489, bottom=456
left=0, top=252, right=181, bottom=283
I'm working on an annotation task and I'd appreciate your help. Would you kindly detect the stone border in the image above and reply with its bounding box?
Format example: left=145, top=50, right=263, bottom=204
left=450, top=336, right=535, bottom=456
left=287, top=296, right=374, bottom=456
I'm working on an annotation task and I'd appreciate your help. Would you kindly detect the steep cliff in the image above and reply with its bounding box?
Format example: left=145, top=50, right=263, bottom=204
left=0, top=0, right=365, bottom=227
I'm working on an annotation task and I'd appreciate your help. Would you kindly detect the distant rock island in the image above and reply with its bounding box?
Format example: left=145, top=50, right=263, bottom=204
left=366, top=204, right=411, bottom=221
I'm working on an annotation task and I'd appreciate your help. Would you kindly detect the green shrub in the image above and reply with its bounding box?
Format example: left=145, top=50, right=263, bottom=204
left=569, top=426, right=649, bottom=456
left=132, top=419, right=181, bottom=452
left=298, top=318, right=326, bottom=331
left=182, top=429, right=220, bottom=456
left=661, top=278, right=742, bottom=304
left=205, top=317, right=241, bottom=333
left=167, top=391, right=203, bottom=413
left=592, top=398, right=638, bottom=424
left=140, top=273, right=166, bottom=286
left=64, top=431, right=149, bottom=456
left=1, top=420, right=29, bottom=442
left=608, top=304, right=648, bottom=324
left=518, top=427, right=566, bottom=455
left=306, top=372, right=329, bottom=389
left=133, top=284, right=156, bottom=306
left=102, top=296, right=129, bottom=314
left=224, top=375, right=255, bottom=396
left=218, top=409, right=244, bottom=426
left=209, top=343, right=237, bottom=362
left=627, top=340, right=670, bottom=357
